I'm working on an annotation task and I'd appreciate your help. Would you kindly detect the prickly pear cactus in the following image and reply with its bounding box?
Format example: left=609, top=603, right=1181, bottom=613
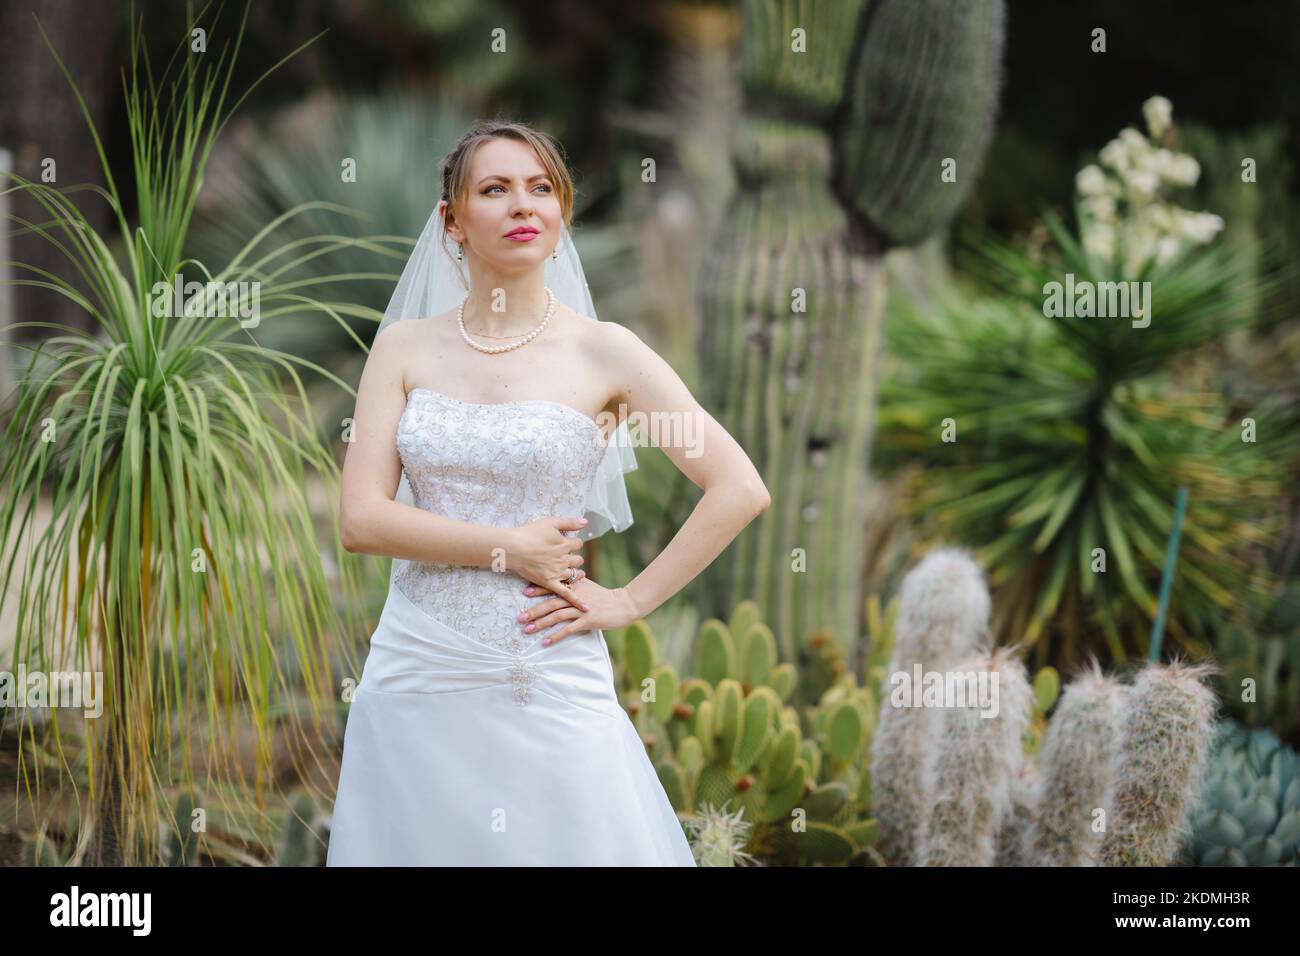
left=608, top=599, right=880, bottom=865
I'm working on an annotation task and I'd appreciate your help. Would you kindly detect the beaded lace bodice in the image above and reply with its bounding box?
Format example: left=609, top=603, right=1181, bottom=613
left=391, top=387, right=607, bottom=673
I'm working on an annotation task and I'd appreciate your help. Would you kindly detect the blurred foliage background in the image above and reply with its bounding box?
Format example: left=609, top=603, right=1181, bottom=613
left=2, top=0, right=1298, bottom=864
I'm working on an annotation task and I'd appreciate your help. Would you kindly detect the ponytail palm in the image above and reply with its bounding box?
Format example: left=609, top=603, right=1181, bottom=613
left=0, top=4, right=398, bottom=864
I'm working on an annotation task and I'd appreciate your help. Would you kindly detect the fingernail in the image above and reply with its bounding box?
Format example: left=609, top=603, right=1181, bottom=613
left=517, top=612, right=528, bottom=622
left=579, top=518, right=588, bottom=524
left=542, top=638, right=551, bottom=646
left=525, top=624, right=535, bottom=632
left=582, top=604, right=590, bottom=611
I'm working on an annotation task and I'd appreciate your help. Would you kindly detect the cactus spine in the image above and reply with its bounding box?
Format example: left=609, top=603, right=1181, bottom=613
left=1098, top=661, right=1219, bottom=866
left=871, top=547, right=990, bottom=865
left=1024, top=663, right=1126, bottom=866
left=917, top=646, right=1033, bottom=866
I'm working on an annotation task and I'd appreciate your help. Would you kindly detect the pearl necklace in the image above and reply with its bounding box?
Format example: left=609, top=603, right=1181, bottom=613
left=457, top=287, right=555, bottom=354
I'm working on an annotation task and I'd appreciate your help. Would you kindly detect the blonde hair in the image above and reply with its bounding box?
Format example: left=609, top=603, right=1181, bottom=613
left=439, top=120, right=575, bottom=238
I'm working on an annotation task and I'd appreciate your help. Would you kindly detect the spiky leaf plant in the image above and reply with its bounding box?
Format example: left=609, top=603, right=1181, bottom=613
left=0, top=2, right=395, bottom=864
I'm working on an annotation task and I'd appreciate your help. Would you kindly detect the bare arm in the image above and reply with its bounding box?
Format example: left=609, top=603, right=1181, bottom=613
left=339, top=321, right=520, bottom=568
left=602, top=322, right=771, bottom=619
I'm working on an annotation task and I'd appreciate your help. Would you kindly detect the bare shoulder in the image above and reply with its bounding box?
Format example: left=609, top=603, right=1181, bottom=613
left=576, top=312, right=648, bottom=364
left=367, top=317, right=426, bottom=390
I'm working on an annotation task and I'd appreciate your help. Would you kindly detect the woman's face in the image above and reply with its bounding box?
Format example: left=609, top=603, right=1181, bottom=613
left=441, top=136, right=563, bottom=275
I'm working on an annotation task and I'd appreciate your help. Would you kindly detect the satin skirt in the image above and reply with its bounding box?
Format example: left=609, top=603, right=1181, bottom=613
left=326, top=580, right=697, bottom=866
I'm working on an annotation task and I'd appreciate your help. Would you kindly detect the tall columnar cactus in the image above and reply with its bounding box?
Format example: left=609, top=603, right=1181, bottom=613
left=916, top=646, right=1033, bottom=866
left=1098, top=661, right=1220, bottom=866
left=871, top=547, right=990, bottom=865
left=1024, top=664, right=1127, bottom=866
left=694, top=0, right=1006, bottom=658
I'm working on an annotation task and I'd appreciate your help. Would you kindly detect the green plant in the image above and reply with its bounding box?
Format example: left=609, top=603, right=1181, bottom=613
left=1021, top=664, right=1125, bottom=866
left=606, top=600, right=880, bottom=866
left=1097, top=660, right=1219, bottom=865
left=872, top=546, right=1221, bottom=867
left=876, top=98, right=1288, bottom=669
left=1215, top=582, right=1300, bottom=740
left=870, top=546, right=991, bottom=866
left=694, top=0, right=1006, bottom=659
left=1184, top=720, right=1300, bottom=866
left=0, top=2, right=392, bottom=864
left=917, top=646, right=1034, bottom=866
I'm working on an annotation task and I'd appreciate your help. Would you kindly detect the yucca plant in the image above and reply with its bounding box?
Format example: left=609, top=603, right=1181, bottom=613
left=876, top=101, right=1289, bottom=670
left=0, top=2, right=396, bottom=864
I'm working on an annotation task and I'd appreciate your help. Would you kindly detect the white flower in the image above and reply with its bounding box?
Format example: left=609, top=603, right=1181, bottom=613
left=1083, top=222, right=1116, bottom=261
left=1118, top=127, right=1149, bottom=153
left=1125, top=223, right=1159, bottom=267
left=1177, top=210, right=1224, bottom=244
left=1137, top=201, right=1175, bottom=232
left=1164, top=154, right=1200, bottom=187
left=1076, top=164, right=1109, bottom=197
left=1083, top=193, right=1117, bottom=222
left=1099, top=139, right=1129, bottom=172
left=1124, top=168, right=1160, bottom=201
left=1142, top=95, right=1173, bottom=139
left=1155, top=235, right=1182, bottom=264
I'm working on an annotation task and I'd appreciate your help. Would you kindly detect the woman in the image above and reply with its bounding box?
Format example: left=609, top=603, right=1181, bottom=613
left=326, top=120, right=770, bottom=866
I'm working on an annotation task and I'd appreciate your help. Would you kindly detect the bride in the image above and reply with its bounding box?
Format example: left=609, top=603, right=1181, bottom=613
left=326, top=121, right=771, bottom=866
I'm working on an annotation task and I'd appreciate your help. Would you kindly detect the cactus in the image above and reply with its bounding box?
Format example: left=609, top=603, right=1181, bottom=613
left=868, top=546, right=1226, bottom=868
left=1023, top=664, right=1126, bottom=866
left=916, top=646, right=1033, bottom=866
left=608, top=601, right=880, bottom=866
left=994, top=761, right=1040, bottom=867
left=275, top=792, right=327, bottom=867
left=1184, top=720, right=1300, bottom=866
left=694, top=0, right=1006, bottom=659
left=682, top=802, right=760, bottom=867
left=872, top=546, right=990, bottom=865
left=21, top=827, right=65, bottom=867
left=1098, top=661, right=1220, bottom=866
left=163, top=790, right=202, bottom=867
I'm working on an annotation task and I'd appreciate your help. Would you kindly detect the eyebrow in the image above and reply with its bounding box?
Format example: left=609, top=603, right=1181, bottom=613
left=475, top=173, right=553, bottom=186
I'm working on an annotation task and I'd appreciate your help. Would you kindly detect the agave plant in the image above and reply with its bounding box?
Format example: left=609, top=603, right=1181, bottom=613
left=876, top=100, right=1288, bottom=669
left=1185, top=720, right=1300, bottom=866
left=0, top=3, right=396, bottom=864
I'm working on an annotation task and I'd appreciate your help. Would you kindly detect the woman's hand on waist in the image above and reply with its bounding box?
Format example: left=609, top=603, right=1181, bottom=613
left=519, top=578, right=641, bottom=646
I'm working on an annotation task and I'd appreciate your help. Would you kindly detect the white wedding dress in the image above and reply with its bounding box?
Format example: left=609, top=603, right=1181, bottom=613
left=326, top=387, right=697, bottom=866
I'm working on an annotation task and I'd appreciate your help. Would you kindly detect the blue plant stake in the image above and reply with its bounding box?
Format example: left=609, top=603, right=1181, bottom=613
left=1148, top=486, right=1189, bottom=663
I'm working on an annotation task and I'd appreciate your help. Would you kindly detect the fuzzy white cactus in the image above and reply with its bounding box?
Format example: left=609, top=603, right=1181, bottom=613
left=1098, top=660, right=1219, bottom=867
left=917, top=646, right=1034, bottom=866
left=872, top=547, right=991, bottom=866
left=995, top=760, right=1041, bottom=866
left=1024, top=662, right=1127, bottom=866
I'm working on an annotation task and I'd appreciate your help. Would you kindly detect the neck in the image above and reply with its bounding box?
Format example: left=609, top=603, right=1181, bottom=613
left=461, top=270, right=550, bottom=337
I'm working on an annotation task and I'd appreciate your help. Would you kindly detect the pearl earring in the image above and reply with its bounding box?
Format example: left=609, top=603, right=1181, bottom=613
left=457, top=243, right=463, bottom=262
left=551, top=245, right=558, bottom=262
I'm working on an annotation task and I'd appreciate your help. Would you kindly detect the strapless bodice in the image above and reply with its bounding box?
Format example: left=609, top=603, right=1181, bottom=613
left=390, top=388, right=606, bottom=676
